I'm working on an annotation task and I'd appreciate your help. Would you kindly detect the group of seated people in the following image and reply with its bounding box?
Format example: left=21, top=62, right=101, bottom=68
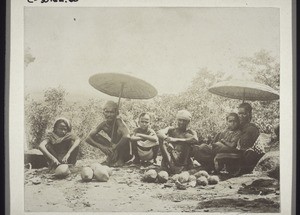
left=39, top=101, right=272, bottom=176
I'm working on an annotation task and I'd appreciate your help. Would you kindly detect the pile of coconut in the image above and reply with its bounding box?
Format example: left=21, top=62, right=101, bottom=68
left=80, top=163, right=113, bottom=182
left=142, top=169, right=219, bottom=190
left=53, top=163, right=113, bottom=182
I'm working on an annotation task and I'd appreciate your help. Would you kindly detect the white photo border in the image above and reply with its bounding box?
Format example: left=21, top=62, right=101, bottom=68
left=8, top=0, right=293, bottom=214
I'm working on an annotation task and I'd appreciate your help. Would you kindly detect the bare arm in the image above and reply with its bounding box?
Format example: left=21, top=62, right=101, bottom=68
left=85, top=122, right=114, bottom=154
left=39, top=140, right=60, bottom=165
left=113, top=118, right=130, bottom=150
left=168, top=130, right=198, bottom=145
left=135, top=133, right=158, bottom=142
left=135, top=129, right=158, bottom=142
left=87, top=122, right=105, bottom=140
left=86, top=122, right=106, bottom=147
left=62, top=136, right=81, bottom=163
left=130, top=135, right=143, bottom=141
left=130, top=129, right=143, bottom=141
left=67, top=137, right=80, bottom=154
left=117, top=118, right=130, bottom=138
left=157, top=127, right=170, bottom=140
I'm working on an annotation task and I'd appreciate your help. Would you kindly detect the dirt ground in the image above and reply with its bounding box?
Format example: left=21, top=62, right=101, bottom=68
left=24, top=157, right=280, bottom=213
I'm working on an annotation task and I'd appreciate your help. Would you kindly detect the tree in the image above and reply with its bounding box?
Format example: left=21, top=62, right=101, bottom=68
left=239, top=50, right=280, bottom=132
left=25, top=87, right=67, bottom=149
left=239, top=50, right=279, bottom=91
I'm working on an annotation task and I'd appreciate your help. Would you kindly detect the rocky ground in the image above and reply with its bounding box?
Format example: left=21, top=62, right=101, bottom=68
left=24, top=155, right=280, bottom=213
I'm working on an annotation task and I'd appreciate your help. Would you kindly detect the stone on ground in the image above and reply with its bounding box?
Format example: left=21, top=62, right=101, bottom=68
left=253, top=151, right=279, bottom=180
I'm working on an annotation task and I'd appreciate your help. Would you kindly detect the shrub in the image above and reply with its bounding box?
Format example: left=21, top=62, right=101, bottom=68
left=25, top=50, right=279, bottom=157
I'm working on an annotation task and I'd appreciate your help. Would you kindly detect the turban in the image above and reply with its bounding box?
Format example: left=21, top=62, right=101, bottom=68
left=176, top=110, right=192, bottom=121
left=103, top=101, right=118, bottom=110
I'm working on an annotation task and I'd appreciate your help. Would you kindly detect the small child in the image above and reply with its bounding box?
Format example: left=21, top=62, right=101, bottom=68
left=39, top=118, right=81, bottom=169
left=130, top=113, right=159, bottom=165
left=212, top=112, right=241, bottom=154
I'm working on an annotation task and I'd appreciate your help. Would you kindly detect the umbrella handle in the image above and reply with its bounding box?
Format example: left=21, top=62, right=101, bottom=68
left=111, top=83, right=125, bottom=139
left=117, top=82, right=125, bottom=110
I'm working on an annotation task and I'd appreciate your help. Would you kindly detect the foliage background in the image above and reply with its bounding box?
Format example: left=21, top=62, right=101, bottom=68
left=25, top=50, right=279, bottom=159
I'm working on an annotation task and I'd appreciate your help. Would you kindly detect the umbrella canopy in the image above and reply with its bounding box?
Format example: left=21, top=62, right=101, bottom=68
left=208, top=80, right=279, bottom=102
left=89, top=73, right=158, bottom=137
left=89, top=73, right=158, bottom=100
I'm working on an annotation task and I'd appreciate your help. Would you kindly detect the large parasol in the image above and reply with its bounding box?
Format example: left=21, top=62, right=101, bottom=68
left=208, top=80, right=279, bottom=102
left=89, top=73, right=158, bottom=136
left=89, top=73, right=158, bottom=107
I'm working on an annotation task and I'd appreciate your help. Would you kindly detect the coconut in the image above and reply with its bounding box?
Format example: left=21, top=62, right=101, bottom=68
left=94, top=166, right=110, bottom=182
left=143, top=169, right=157, bottom=182
left=175, top=180, right=187, bottom=190
left=81, top=167, right=93, bottom=182
left=188, top=175, right=197, bottom=187
left=157, top=171, right=169, bottom=183
left=188, top=180, right=197, bottom=187
left=171, top=174, right=180, bottom=182
left=90, top=162, right=102, bottom=172
left=54, top=164, right=71, bottom=178
left=178, top=171, right=190, bottom=183
left=188, top=175, right=197, bottom=182
left=197, top=176, right=208, bottom=186
left=102, top=165, right=113, bottom=176
left=208, top=175, right=220, bottom=185
left=194, top=170, right=209, bottom=178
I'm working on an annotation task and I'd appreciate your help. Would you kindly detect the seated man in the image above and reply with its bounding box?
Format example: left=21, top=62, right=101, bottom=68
left=237, top=102, right=262, bottom=173
left=39, top=118, right=80, bottom=169
left=130, top=112, right=159, bottom=165
left=157, top=110, right=198, bottom=174
left=85, top=101, right=132, bottom=167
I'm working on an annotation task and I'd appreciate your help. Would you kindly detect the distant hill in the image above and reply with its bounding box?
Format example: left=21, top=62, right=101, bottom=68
left=25, top=91, right=113, bottom=105
left=25, top=90, right=172, bottom=105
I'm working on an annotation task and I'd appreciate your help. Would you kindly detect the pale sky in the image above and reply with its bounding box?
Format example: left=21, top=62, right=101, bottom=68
left=24, top=7, right=279, bottom=98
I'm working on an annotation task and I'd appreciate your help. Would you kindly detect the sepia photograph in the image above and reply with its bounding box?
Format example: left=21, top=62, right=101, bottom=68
left=8, top=1, right=294, bottom=214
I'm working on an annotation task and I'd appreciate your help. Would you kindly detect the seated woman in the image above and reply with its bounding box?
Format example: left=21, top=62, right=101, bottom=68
left=194, top=103, right=261, bottom=175
left=212, top=113, right=241, bottom=154
left=39, top=118, right=81, bottom=169
left=212, top=113, right=242, bottom=175
left=193, top=112, right=241, bottom=174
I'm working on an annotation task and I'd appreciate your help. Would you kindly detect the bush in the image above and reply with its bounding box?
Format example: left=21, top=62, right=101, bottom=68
left=25, top=87, right=67, bottom=149
left=25, top=51, right=279, bottom=157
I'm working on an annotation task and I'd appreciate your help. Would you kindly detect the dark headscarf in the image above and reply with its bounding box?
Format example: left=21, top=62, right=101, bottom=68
left=53, top=117, right=72, bottom=133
